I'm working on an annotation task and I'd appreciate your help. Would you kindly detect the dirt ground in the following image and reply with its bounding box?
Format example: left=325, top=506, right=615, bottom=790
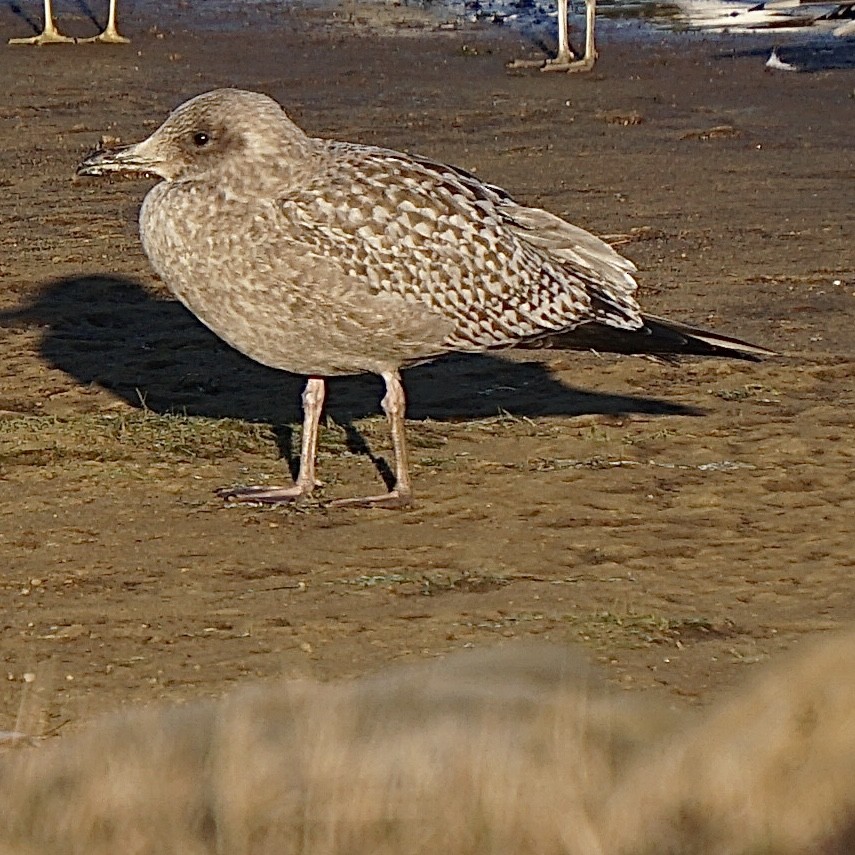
left=0, top=2, right=852, bottom=739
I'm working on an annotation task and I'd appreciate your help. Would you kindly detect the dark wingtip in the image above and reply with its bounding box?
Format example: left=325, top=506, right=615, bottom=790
left=527, top=315, right=775, bottom=361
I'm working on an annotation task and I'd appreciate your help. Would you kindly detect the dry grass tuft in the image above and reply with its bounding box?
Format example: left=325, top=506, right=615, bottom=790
left=606, top=630, right=855, bottom=854
left=2, top=635, right=855, bottom=854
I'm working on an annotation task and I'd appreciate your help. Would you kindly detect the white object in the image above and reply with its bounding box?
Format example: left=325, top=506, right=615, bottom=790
left=765, top=46, right=799, bottom=69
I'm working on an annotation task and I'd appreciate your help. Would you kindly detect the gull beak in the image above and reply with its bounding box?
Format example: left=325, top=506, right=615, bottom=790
left=76, top=141, right=163, bottom=179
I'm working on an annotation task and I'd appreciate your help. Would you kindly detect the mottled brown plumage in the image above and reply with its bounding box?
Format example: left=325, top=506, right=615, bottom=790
left=77, top=88, right=771, bottom=507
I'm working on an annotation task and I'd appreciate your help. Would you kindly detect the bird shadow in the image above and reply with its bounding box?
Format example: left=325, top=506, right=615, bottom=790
left=3, top=0, right=109, bottom=33
left=70, top=0, right=102, bottom=29
left=0, top=274, right=701, bottom=484
left=5, top=1, right=38, bottom=32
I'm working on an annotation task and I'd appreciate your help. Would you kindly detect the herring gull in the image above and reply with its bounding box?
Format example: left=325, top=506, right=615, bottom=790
left=77, top=89, right=772, bottom=508
left=10, top=0, right=128, bottom=45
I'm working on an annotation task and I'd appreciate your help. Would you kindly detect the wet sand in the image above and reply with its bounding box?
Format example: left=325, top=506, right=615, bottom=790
left=0, top=3, right=853, bottom=737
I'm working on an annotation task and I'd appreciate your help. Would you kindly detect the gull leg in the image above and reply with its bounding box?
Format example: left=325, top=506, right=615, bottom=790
left=508, top=0, right=574, bottom=69
left=79, top=0, right=130, bottom=44
left=578, top=0, right=598, bottom=70
left=543, top=0, right=597, bottom=72
left=9, top=0, right=75, bottom=44
left=508, top=0, right=596, bottom=72
left=217, top=377, right=325, bottom=505
left=330, top=370, right=414, bottom=509
left=555, top=0, right=574, bottom=65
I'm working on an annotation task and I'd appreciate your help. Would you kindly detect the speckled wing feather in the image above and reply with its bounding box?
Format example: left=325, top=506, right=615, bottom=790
left=274, top=142, right=644, bottom=354
left=140, top=180, right=456, bottom=378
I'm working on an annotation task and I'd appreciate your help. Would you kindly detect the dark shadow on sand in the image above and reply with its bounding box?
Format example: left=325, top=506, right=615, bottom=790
left=1, top=274, right=701, bottom=478
left=71, top=0, right=102, bottom=29
left=4, top=0, right=117, bottom=35
left=5, top=1, right=38, bottom=32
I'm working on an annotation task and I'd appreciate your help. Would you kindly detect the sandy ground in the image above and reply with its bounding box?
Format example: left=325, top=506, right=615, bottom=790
left=0, top=2, right=852, bottom=739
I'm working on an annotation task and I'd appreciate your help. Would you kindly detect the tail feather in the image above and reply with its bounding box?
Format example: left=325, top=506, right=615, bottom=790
left=527, top=314, right=775, bottom=361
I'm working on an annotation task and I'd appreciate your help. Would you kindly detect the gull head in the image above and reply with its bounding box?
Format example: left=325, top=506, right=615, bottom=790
left=77, top=88, right=316, bottom=187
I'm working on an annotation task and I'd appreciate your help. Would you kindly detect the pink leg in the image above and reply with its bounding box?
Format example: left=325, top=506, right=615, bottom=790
left=218, top=377, right=325, bottom=505
left=330, top=370, right=414, bottom=508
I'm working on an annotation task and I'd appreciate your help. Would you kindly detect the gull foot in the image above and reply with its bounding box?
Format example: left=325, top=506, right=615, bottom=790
left=78, top=31, right=130, bottom=44
left=542, top=54, right=597, bottom=73
left=9, top=32, right=76, bottom=45
left=328, top=488, right=413, bottom=510
left=215, top=484, right=313, bottom=505
left=506, top=58, right=551, bottom=69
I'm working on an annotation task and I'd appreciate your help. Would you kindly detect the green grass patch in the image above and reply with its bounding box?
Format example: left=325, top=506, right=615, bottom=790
left=0, top=411, right=278, bottom=466
left=0, top=411, right=457, bottom=469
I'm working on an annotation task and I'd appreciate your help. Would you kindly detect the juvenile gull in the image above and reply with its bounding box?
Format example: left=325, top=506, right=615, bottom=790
left=77, top=89, right=772, bottom=508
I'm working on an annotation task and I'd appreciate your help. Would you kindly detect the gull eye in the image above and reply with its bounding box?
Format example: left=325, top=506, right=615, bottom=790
left=192, top=132, right=210, bottom=147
